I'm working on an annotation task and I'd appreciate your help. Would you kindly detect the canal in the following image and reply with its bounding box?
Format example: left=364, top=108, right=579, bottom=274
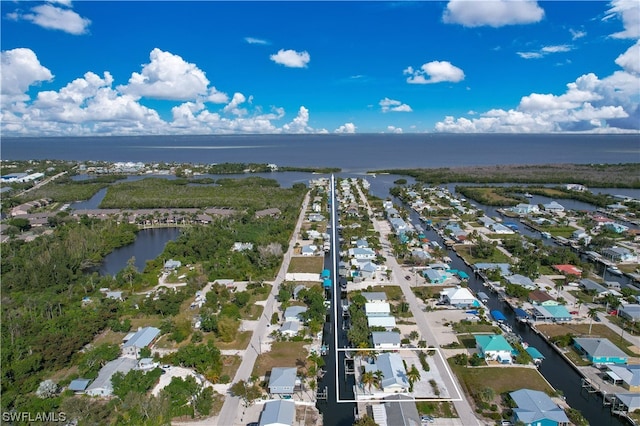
left=316, top=176, right=357, bottom=426
left=411, top=214, right=628, bottom=426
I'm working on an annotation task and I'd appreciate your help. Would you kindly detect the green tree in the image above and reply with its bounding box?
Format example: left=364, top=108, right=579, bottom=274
left=361, top=371, right=376, bottom=393
left=407, top=364, right=421, bottom=392
left=587, top=308, right=599, bottom=335
left=354, top=414, right=379, bottom=426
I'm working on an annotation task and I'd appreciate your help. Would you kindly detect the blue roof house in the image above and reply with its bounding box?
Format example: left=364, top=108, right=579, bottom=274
left=509, top=389, right=570, bottom=426
left=268, top=367, right=298, bottom=395
left=475, top=334, right=515, bottom=364
left=573, top=337, right=628, bottom=365
left=259, top=399, right=296, bottom=426
left=123, top=326, right=160, bottom=358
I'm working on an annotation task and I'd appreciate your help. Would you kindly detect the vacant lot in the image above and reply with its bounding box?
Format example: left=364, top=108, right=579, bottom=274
left=288, top=256, right=324, bottom=273
left=252, top=341, right=309, bottom=378
left=449, top=361, right=554, bottom=396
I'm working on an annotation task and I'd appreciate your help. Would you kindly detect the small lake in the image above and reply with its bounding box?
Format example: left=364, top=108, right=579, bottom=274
left=99, top=227, right=181, bottom=276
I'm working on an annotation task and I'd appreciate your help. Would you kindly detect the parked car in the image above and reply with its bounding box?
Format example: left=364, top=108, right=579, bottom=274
left=594, top=315, right=602, bottom=322
left=420, top=415, right=434, bottom=423
left=405, top=275, right=411, bottom=280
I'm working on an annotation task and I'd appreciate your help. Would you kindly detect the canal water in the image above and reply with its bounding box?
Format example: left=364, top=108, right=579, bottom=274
left=98, top=227, right=181, bottom=276
left=412, top=215, right=628, bottom=426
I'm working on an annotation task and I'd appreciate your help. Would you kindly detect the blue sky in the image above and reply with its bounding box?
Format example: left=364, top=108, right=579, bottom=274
left=1, top=1, right=638, bottom=136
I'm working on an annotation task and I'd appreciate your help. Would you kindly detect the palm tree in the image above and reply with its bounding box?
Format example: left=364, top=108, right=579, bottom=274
left=373, top=370, right=384, bottom=390
left=588, top=308, right=599, bottom=335
left=407, top=364, right=421, bottom=392
left=361, top=371, right=376, bottom=393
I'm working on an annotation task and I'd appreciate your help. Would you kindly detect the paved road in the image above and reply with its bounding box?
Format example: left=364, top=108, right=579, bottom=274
left=214, top=191, right=311, bottom=426
left=355, top=184, right=482, bottom=426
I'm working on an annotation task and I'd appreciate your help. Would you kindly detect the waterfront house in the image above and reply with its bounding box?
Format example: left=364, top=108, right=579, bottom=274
left=525, top=347, right=545, bottom=366
left=603, top=223, right=629, bottom=234
left=553, top=264, right=582, bottom=277
left=268, top=367, right=298, bottom=395
left=439, top=287, right=478, bottom=308
left=259, top=399, right=296, bottom=426
left=618, top=304, right=640, bottom=322
left=507, top=274, right=536, bottom=290
left=475, top=334, right=514, bottom=364
left=528, top=290, right=557, bottom=306
left=382, top=394, right=421, bottom=426
left=530, top=305, right=572, bottom=322
left=424, top=268, right=448, bottom=284
left=283, top=306, right=307, bottom=322
left=509, top=389, right=570, bottom=426
left=85, top=357, right=137, bottom=397
left=615, top=393, right=640, bottom=413
left=122, top=326, right=160, bottom=358
left=511, top=203, right=539, bottom=215
left=579, top=279, right=609, bottom=297
left=367, top=316, right=397, bottom=330
left=365, top=302, right=391, bottom=317
left=371, top=331, right=401, bottom=350
left=573, top=337, right=628, bottom=365
left=543, top=201, right=565, bottom=213
left=473, top=263, right=511, bottom=276
left=163, top=259, right=181, bottom=270
left=364, top=353, right=409, bottom=393
left=606, top=365, right=640, bottom=392
left=361, top=292, right=387, bottom=303
left=601, top=246, right=637, bottom=262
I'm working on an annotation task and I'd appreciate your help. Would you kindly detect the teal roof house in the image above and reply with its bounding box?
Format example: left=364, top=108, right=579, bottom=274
left=573, top=337, right=628, bottom=365
left=475, top=334, right=515, bottom=364
left=509, top=389, right=570, bottom=426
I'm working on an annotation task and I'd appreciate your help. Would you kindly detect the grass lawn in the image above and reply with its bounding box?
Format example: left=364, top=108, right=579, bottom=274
left=449, top=360, right=554, bottom=396
left=252, top=341, right=309, bottom=378
left=453, top=246, right=512, bottom=265
left=214, top=331, right=252, bottom=351
left=210, top=392, right=226, bottom=416
left=563, top=346, right=592, bottom=366
left=452, top=322, right=499, bottom=334
left=91, top=329, right=127, bottom=346
left=415, top=401, right=458, bottom=418
left=413, top=285, right=448, bottom=301
left=536, top=323, right=638, bottom=357
left=457, top=336, right=477, bottom=349
left=243, top=303, right=264, bottom=321
left=288, top=256, right=324, bottom=274
left=220, top=354, right=242, bottom=382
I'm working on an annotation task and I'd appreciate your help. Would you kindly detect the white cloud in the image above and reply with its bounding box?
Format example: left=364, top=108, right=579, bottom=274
left=404, top=61, right=465, bottom=84
left=387, top=125, right=403, bottom=134
left=244, top=37, right=269, bottom=45
left=270, top=49, right=310, bottom=68
left=615, top=40, right=640, bottom=75
left=206, top=87, right=229, bottom=104
left=282, top=106, right=312, bottom=133
left=606, top=0, right=640, bottom=39
left=119, top=48, right=210, bottom=101
left=518, top=44, right=573, bottom=59
left=434, top=71, right=639, bottom=133
left=223, top=92, right=247, bottom=115
left=10, top=3, right=91, bottom=35
left=379, top=97, right=413, bottom=113
left=1, top=48, right=54, bottom=97
left=570, top=28, right=587, bottom=40
left=443, top=0, right=544, bottom=28
left=334, top=123, right=356, bottom=134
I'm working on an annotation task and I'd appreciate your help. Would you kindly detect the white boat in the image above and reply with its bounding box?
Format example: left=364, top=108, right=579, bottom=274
left=607, top=266, right=623, bottom=276
left=541, top=231, right=552, bottom=239
left=524, top=192, right=533, bottom=198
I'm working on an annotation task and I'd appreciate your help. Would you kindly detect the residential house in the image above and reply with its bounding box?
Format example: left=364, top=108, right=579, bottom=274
left=475, top=334, right=515, bottom=364
left=601, top=246, right=637, bottom=262
left=603, top=223, right=629, bottom=234
left=573, top=338, right=628, bottom=365
left=606, top=365, right=640, bottom=392
left=283, top=306, right=307, bottom=322
left=509, top=389, right=570, bottom=426
left=507, top=274, right=536, bottom=290
left=530, top=305, right=572, bottom=322
left=105, top=291, right=123, bottom=301
left=473, top=263, right=511, bottom=276
left=615, top=394, right=640, bottom=413
left=382, top=394, right=421, bottom=426
left=618, top=304, right=640, bottom=322
left=367, top=316, right=397, bottom=330
left=85, top=357, right=137, bottom=397
left=511, top=203, right=539, bottom=215
left=232, top=242, right=253, bottom=252
left=528, top=290, right=557, bottom=306
left=543, top=201, right=565, bottom=213
left=255, top=208, right=281, bottom=219
left=68, top=379, right=91, bottom=394
left=136, top=358, right=158, bottom=371
left=424, top=268, right=448, bottom=284
left=301, top=245, right=317, bottom=256
left=349, top=247, right=376, bottom=260
left=371, top=331, right=401, bottom=350
left=365, top=302, right=391, bottom=317
left=439, top=287, right=478, bottom=308
left=122, top=327, right=160, bottom=358
left=163, top=259, right=181, bottom=270
left=268, top=367, right=298, bottom=396
left=364, top=353, right=409, bottom=393
left=259, top=399, right=296, bottom=426
left=553, top=264, right=582, bottom=277
left=279, top=320, right=301, bottom=337
left=355, top=238, right=369, bottom=248
left=361, top=292, right=387, bottom=304
left=579, top=279, right=610, bottom=297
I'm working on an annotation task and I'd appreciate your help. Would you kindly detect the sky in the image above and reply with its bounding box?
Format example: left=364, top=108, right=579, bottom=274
left=1, top=0, right=639, bottom=136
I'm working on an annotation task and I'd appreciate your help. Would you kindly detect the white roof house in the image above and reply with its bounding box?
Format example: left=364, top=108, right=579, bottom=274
left=361, top=292, right=387, bottom=303
left=367, top=316, right=397, bottom=330
left=365, top=302, right=391, bottom=317
left=268, top=367, right=298, bottom=395
left=349, top=247, right=376, bottom=260
left=85, top=357, right=137, bottom=397
left=440, top=287, right=477, bottom=308
left=259, top=399, right=296, bottom=426
left=283, top=306, right=307, bottom=322
left=279, top=320, right=301, bottom=337
left=301, top=244, right=317, bottom=256
left=543, top=201, right=565, bottom=213
left=364, top=353, right=409, bottom=393
left=371, top=331, right=402, bottom=349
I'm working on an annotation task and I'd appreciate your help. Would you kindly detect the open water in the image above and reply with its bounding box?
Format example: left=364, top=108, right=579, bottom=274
left=2, top=133, right=638, bottom=171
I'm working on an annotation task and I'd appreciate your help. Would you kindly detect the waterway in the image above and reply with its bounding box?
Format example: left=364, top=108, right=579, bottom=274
left=407, top=211, right=628, bottom=426
left=98, top=227, right=181, bottom=276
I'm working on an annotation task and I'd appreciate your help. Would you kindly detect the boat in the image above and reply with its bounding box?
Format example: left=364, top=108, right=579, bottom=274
left=540, top=231, right=552, bottom=239
left=524, top=192, right=533, bottom=198
left=607, top=266, right=623, bottom=276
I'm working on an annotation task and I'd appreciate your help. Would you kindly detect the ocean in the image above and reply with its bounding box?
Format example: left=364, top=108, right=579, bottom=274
left=2, top=133, right=638, bottom=172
